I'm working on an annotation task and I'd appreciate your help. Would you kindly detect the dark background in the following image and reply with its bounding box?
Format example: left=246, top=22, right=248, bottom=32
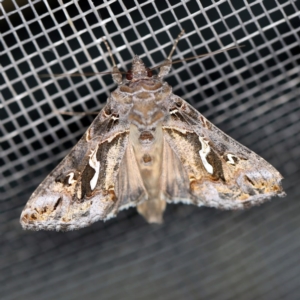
left=1, top=1, right=300, bottom=299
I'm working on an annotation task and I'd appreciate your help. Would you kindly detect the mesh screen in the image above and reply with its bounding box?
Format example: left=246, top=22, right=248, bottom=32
left=1, top=0, right=300, bottom=299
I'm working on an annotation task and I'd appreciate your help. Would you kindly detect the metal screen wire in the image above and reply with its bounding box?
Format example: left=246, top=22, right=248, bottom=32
left=1, top=0, right=300, bottom=299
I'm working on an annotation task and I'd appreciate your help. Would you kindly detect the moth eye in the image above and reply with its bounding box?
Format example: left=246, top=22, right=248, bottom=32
left=126, top=70, right=133, bottom=80
left=146, top=68, right=153, bottom=77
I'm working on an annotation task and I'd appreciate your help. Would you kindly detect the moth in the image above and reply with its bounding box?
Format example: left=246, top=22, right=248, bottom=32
left=20, top=31, right=285, bottom=231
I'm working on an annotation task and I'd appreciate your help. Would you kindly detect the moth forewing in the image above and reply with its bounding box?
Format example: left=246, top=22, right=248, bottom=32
left=20, top=31, right=285, bottom=231
left=163, top=95, right=285, bottom=209
left=20, top=111, right=130, bottom=231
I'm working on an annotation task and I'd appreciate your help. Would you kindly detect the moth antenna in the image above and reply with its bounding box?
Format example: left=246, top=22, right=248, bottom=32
left=38, top=71, right=126, bottom=78
left=158, top=29, right=185, bottom=78
left=171, top=45, right=245, bottom=65
left=154, top=45, right=244, bottom=72
left=101, top=38, right=117, bottom=67
left=102, top=38, right=123, bottom=84
left=167, top=29, right=185, bottom=59
left=53, top=110, right=100, bottom=116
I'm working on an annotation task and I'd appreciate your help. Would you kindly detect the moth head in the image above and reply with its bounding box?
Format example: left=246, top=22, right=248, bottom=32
left=126, top=55, right=152, bottom=81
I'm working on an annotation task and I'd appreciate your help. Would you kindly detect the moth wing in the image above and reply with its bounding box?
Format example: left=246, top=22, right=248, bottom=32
left=20, top=111, right=131, bottom=231
left=163, top=95, right=285, bottom=209
left=116, top=140, right=148, bottom=211
left=161, top=137, right=195, bottom=204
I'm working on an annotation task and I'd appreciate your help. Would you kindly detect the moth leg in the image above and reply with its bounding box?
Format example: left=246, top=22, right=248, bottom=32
left=102, top=38, right=122, bottom=84
left=158, top=29, right=185, bottom=78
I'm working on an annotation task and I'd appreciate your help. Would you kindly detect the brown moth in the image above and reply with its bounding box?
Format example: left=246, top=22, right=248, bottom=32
left=20, top=31, right=285, bottom=231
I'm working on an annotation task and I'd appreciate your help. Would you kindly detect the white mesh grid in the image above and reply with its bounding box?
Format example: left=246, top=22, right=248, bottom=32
left=1, top=1, right=300, bottom=299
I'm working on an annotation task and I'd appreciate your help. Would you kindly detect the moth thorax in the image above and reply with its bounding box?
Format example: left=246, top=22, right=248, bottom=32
left=134, top=92, right=154, bottom=101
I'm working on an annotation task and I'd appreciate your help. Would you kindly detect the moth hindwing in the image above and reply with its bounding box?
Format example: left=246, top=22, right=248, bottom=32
left=20, top=31, right=285, bottom=231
